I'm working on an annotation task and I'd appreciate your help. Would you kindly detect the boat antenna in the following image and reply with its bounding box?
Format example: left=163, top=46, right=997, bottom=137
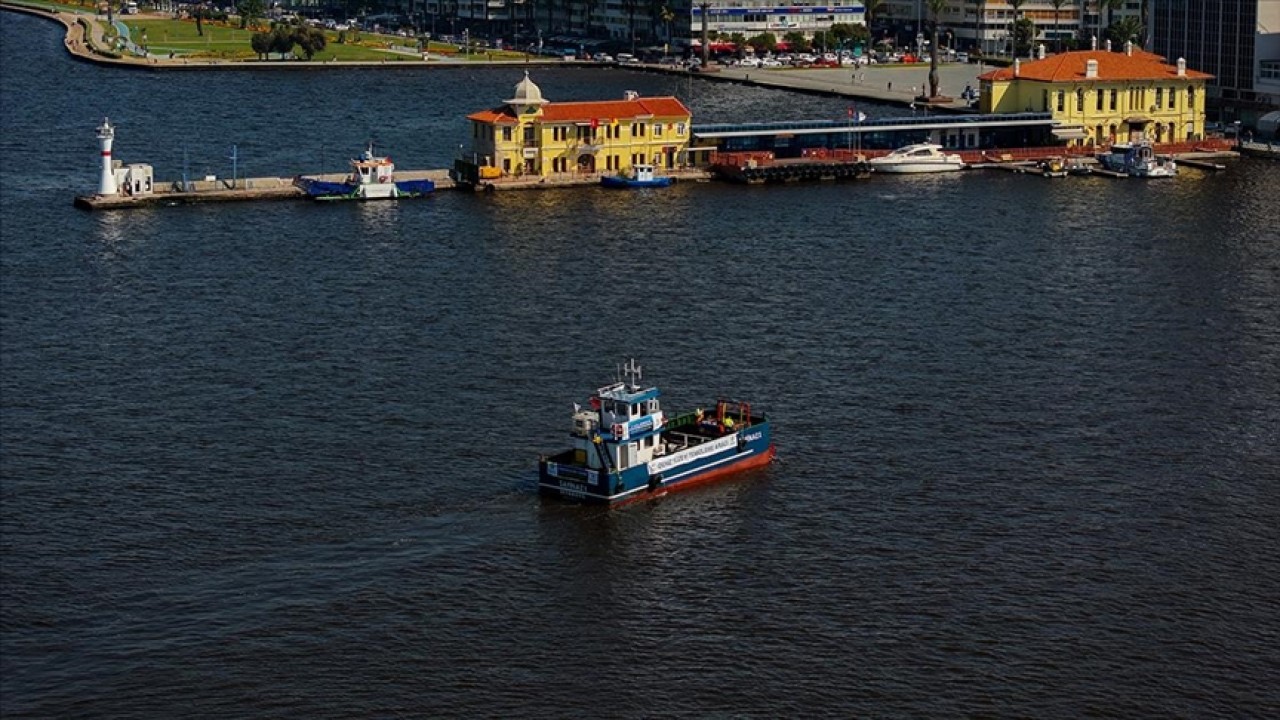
left=622, top=358, right=643, bottom=389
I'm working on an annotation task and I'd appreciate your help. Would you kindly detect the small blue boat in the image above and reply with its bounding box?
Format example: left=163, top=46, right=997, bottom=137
left=294, top=145, right=435, bottom=200
left=600, top=164, right=674, bottom=189
left=538, top=360, right=774, bottom=505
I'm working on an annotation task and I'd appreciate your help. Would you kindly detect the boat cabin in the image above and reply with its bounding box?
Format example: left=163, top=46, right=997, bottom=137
left=631, top=164, right=657, bottom=182
left=569, top=361, right=665, bottom=472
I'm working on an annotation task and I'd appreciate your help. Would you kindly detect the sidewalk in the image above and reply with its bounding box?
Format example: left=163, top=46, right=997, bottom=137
left=697, top=62, right=991, bottom=110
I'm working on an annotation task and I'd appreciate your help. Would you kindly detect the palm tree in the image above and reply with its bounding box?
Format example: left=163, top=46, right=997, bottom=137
left=926, top=0, right=946, bottom=97
left=1008, top=0, right=1030, bottom=56
left=1107, top=14, right=1143, bottom=47
left=1097, top=0, right=1124, bottom=47
left=862, top=0, right=885, bottom=43
left=1049, top=0, right=1068, bottom=53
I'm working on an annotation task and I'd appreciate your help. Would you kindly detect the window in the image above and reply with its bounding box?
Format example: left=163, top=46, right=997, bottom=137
left=1056, top=90, right=1065, bottom=112
left=1188, top=87, right=1195, bottom=107
left=502, top=126, right=512, bottom=142
left=654, top=123, right=663, bottom=137
left=523, top=126, right=535, bottom=143
left=632, top=122, right=646, bottom=137
left=1076, top=89, right=1085, bottom=112
left=677, top=122, right=686, bottom=136
left=1096, top=89, right=1103, bottom=111
left=552, top=126, right=566, bottom=141
left=1109, top=89, right=1117, bottom=110
left=1155, top=87, right=1163, bottom=109
left=502, top=158, right=510, bottom=173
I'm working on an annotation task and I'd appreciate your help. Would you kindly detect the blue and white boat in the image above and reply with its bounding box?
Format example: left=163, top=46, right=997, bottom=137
left=538, top=360, right=775, bottom=505
left=600, top=164, right=674, bottom=189
left=1099, top=139, right=1177, bottom=178
left=294, top=145, right=435, bottom=200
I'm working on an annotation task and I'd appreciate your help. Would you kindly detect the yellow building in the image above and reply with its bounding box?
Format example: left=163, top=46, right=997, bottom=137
left=454, top=73, right=693, bottom=183
left=978, top=45, right=1213, bottom=147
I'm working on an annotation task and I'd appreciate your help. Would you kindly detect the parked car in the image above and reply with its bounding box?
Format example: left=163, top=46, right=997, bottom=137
left=592, top=52, right=613, bottom=62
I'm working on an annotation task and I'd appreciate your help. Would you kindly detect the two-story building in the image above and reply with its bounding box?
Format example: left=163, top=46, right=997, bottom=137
left=453, top=73, right=693, bottom=184
left=978, top=44, right=1213, bottom=147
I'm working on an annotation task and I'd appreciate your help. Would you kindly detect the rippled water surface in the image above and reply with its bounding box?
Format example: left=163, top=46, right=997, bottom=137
left=3, top=11, right=1279, bottom=718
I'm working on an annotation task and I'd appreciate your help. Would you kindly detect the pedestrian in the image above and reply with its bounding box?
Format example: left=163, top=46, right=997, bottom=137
left=852, top=72, right=857, bottom=84
left=888, top=81, right=892, bottom=91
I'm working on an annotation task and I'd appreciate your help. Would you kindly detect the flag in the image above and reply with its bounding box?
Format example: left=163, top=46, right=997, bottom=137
left=858, top=112, right=868, bottom=122
left=590, top=118, right=599, bottom=129
left=847, top=106, right=854, bottom=118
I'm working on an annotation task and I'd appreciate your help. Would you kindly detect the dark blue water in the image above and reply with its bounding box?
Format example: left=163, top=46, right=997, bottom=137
left=3, top=10, right=1280, bottom=718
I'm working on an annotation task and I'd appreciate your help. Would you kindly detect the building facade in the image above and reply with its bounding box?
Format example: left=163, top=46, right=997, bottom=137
left=978, top=45, right=1211, bottom=146
left=691, top=2, right=865, bottom=41
left=1148, top=0, right=1280, bottom=124
left=878, top=1, right=1143, bottom=57
left=456, top=73, right=693, bottom=181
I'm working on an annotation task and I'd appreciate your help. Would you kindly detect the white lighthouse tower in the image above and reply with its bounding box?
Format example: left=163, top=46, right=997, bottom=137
left=96, top=117, right=118, bottom=196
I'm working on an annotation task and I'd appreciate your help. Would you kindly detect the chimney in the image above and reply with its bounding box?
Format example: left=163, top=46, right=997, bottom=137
left=1037, top=44, right=1046, bottom=60
left=1086, top=59, right=1098, bottom=78
left=624, top=90, right=639, bottom=100
left=1014, top=58, right=1021, bottom=77
left=1105, top=39, right=1112, bottom=52
left=1091, top=35, right=1098, bottom=51
left=1177, top=57, right=1186, bottom=77
left=1125, top=41, right=1133, bottom=56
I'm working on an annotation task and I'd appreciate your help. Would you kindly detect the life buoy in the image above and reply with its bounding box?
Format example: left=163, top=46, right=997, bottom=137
left=612, top=423, right=624, bottom=438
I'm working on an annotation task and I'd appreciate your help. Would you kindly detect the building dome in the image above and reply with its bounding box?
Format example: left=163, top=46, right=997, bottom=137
left=505, top=71, right=548, bottom=107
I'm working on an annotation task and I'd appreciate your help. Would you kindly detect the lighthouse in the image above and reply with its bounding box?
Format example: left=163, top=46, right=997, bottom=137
left=96, top=117, right=118, bottom=196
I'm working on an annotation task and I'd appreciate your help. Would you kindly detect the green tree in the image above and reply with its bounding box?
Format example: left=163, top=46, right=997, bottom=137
left=782, top=30, right=809, bottom=53
left=235, top=0, right=264, bottom=30
left=1097, top=0, right=1125, bottom=47
left=250, top=30, right=271, bottom=59
left=746, top=32, right=776, bottom=54
left=293, top=25, right=327, bottom=60
left=729, top=31, right=746, bottom=59
left=1106, top=15, right=1143, bottom=47
left=1012, top=16, right=1036, bottom=57
left=269, top=23, right=295, bottom=58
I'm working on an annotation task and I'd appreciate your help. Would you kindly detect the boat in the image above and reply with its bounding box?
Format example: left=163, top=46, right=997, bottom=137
left=600, top=163, right=674, bottom=188
left=866, top=143, right=966, bottom=173
left=1099, top=139, right=1177, bottom=178
left=1065, top=157, right=1092, bottom=176
left=1038, top=156, right=1068, bottom=177
left=293, top=145, right=436, bottom=200
left=538, top=360, right=775, bottom=505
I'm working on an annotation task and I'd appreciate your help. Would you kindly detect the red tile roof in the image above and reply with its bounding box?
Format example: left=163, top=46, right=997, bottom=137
left=467, top=97, right=691, bottom=125
left=978, top=50, right=1213, bottom=83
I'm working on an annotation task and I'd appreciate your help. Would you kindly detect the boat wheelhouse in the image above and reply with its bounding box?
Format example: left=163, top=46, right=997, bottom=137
left=538, top=360, right=774, bottom=505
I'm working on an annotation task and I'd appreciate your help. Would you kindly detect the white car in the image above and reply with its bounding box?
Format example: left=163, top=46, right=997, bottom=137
left=761, top=58, right=783, bottom=67
left=592, top=53, right=613, bottom=62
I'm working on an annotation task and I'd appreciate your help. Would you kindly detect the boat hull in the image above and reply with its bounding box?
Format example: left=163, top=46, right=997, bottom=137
left=294, top=177, right=436, bottom=200
left=539, top=420, right=774, bottom=506
left=600, top=175, right=674, bottom=189
left=867, top=162, right=965, bottom=174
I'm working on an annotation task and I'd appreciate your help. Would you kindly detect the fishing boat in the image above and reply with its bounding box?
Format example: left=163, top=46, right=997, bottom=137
left=600, top=164, right=674, bottom=189
left=866, top=143, right=966, bottom=174
left=294, top=145, right=435, bottom=200
left=1099, top=139, right=1177, bottom=178
left=538, top=360, right=774, bottom=505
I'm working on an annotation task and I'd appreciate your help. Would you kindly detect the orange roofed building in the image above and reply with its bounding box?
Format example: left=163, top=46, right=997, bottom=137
left=453, top=73, right=693, bottom=183
left=978, top=44, right=1212, bottom=147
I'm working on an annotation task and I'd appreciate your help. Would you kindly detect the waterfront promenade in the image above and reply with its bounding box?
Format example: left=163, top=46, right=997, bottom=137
left=3, top=1, right=985, bottom=111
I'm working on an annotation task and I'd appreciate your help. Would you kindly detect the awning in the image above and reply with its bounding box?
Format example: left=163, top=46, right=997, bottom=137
left=1051, top=127, right=1089, bottom=140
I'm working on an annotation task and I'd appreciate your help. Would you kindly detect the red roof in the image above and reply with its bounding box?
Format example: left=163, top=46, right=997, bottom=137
left=978, top=50, right=1213, bottom=83
left=467, top=97, right=691, bottom=125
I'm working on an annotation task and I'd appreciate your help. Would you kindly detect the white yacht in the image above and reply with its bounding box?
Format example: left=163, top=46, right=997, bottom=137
left=867, top=143, right=966, bottom=174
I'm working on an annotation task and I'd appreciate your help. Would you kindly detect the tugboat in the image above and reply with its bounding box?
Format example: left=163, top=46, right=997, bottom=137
left=538, top=360, right=775, bottom=505
left=294, top=144, right=436, bottom=200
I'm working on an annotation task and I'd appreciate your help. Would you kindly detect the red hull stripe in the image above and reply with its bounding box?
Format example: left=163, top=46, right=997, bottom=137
left=612, top=444, right=776, bottom=508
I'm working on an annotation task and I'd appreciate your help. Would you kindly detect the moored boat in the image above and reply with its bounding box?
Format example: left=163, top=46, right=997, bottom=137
left=600, top=163, right=674, bottom=189
left=538, top=360, right=774, bottom=505
left=867, top=143, right=966, bottom=174
left=1038, top=156, right=1068, bottom=177
left=294, top=145, right=435, bottom=200
left=1099, top=139, right=1177, bottom=178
